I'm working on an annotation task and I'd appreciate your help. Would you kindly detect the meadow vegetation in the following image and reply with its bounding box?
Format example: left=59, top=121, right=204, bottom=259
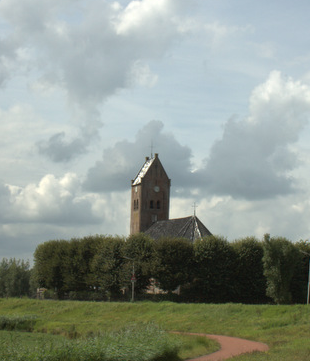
left=2, top=234, right=310, bottom=359
left=1, top=298, right=310, bottom=360
left=0, top=323, right=181, bottom=361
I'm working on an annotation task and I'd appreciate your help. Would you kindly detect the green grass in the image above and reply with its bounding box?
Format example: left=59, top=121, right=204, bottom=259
left=0, top=330, right=64, bottom=346
left=0, top=315, right=37, bottom=332
left=0, top=324, right=181, bottom=361
left=1, top=299, right=310, bottom=360
left=0, top=328, right=217, bottom=361
left=174, top=334, right=219, bottom=360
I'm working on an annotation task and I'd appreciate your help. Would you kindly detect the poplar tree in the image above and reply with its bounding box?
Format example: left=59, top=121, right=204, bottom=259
left=263, top=234, right=300, bottom=304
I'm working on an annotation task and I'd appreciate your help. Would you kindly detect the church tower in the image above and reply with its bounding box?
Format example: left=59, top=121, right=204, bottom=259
left=130, top=153, right=170, bottom=234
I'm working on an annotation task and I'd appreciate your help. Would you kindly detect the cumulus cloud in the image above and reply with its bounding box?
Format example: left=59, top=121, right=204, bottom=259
left=36, top=105, right=103, bottom=162
left=0, top=183, right=11, bottom=222
left=171, top=192, right=310, bottom=242
left=83, top=120, right=193, bottom=192
left=0, top=0, right=194, bottom=162
left=84, top=70, right=310, bottom=200
left=36, top=132, right=87, bottom=162
left=195, top=71, right=310, bottom=199
left=0, top=104, right=45, bottom=145
left=0, top=174, right=132, bottom=260
left=1, top=173, right=101, bottom=225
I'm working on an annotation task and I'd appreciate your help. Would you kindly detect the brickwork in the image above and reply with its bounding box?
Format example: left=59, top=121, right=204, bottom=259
left=130, top=153, right=170, bottom=234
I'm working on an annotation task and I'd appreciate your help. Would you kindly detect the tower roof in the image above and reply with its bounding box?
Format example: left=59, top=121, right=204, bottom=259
left=132, top=153, right=170, bottom=186
left=144, top=215, right=212, bottom=242
left=132, top=156, right=155, bottom=186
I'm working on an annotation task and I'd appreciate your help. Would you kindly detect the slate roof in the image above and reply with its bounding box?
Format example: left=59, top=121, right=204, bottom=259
left=144, top=216, right=212, bottom=242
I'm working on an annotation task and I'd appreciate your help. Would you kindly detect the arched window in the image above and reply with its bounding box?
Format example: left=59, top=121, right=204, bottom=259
left=150, top=200, right=154, bottom=209
left=157, top=200, right=160, bottom=209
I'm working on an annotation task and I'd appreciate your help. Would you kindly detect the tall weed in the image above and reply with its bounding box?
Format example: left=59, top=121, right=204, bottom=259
left=0, top=315, right=37, bottom=332
left=0, top=323, right=180, bottom=361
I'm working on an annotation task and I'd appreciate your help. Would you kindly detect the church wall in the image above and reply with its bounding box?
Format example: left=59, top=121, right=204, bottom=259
left=130, top=154, right=170, bottom=234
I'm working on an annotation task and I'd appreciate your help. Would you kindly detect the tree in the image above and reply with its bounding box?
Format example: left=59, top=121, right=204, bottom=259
left=33, top=240, right=69, bottom=298
left=63, top=236, right=102, bottom=293
left=232, top=237, right=268, bottom=303
left=124, top=233, right=154, bottom=294
left=263, top=234, right=300, bottom=304
left=152, top=237, right=194, bottom=293
left=192, top=235, right=238, bottom=303
left=290, top=239, right=310, bottom=303
left=0, top=258, right=31, bottom=297
left=91, top=236, right=126, bottom=300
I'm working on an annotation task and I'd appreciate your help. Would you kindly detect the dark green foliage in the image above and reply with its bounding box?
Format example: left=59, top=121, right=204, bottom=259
left=124, top=233, right=154, bottom=294
left=63, top=236, right=103, bottom=293
left=0, top=258, right=31, bottom=297
left=31, top=233, right=310, bottom=304
left=192, top=235, right=238, bottom=303
left=232, top=237, right=268, bottom=303
left=91, top=236, right=126, bottom=299
left=33, top=240, right=69, bottom=298
left=263, top=234, right=300, bottom=304
left=33, top=235, right=118, bottom=299
left=152, top=237, right=194, bottom=292
left=290, top=240, right=310, bottom=304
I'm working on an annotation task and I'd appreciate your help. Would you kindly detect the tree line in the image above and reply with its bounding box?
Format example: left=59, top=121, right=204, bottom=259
left=0, top=258, right=32, bottom=298
left=1, top=234, right=310, bottom=304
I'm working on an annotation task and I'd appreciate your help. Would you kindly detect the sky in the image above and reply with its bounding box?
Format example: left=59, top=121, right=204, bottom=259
left=1, top=0, right=310, bottom=262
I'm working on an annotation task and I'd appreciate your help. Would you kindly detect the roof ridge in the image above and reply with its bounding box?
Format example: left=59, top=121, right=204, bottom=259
left=176, top=216, right=194, bottom=239
left=193, top=216, right=202, bottom=239
left=132, top=157, right=155, bottom=185
left=194, top=216, right=212, bottom=236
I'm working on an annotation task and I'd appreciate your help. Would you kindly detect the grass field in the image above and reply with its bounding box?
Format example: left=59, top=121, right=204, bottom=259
left=0, top=298, right=310, bottom=360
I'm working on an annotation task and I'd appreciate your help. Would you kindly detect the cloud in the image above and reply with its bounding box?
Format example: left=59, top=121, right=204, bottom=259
left=36, top=105, right=103, bottom=162
left=0, top=175, right=131, bottom=261
left=0, top=104, right=44, bottom=143
left=0, top=183, right=11, bottom=222
left=0, top=104, right=56, bottom=174
left=83, top=120, right=193, bottom=192
left=195, top=71, right=310, bottom=199
left=2, top=173, right=101, bottom=225
left=0, top=0, right=195, bottom=162
left=170, top=190, right=310, bottom=242
left=37, top=132, right=87, bottom=163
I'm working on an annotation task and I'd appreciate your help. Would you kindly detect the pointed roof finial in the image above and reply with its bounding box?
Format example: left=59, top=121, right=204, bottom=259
left=192, top=202, right=198, bottom=217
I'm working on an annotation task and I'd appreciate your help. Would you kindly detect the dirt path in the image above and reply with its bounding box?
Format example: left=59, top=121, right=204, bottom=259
left=174, top=332, right=269, bottom=361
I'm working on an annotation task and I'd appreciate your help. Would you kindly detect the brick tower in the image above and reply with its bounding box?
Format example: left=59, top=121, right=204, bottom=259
left=130, top=153, right=170, bottom=234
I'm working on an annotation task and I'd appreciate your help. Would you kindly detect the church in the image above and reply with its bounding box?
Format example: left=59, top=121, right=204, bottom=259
left=130, top=153, right=212, bottom=241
